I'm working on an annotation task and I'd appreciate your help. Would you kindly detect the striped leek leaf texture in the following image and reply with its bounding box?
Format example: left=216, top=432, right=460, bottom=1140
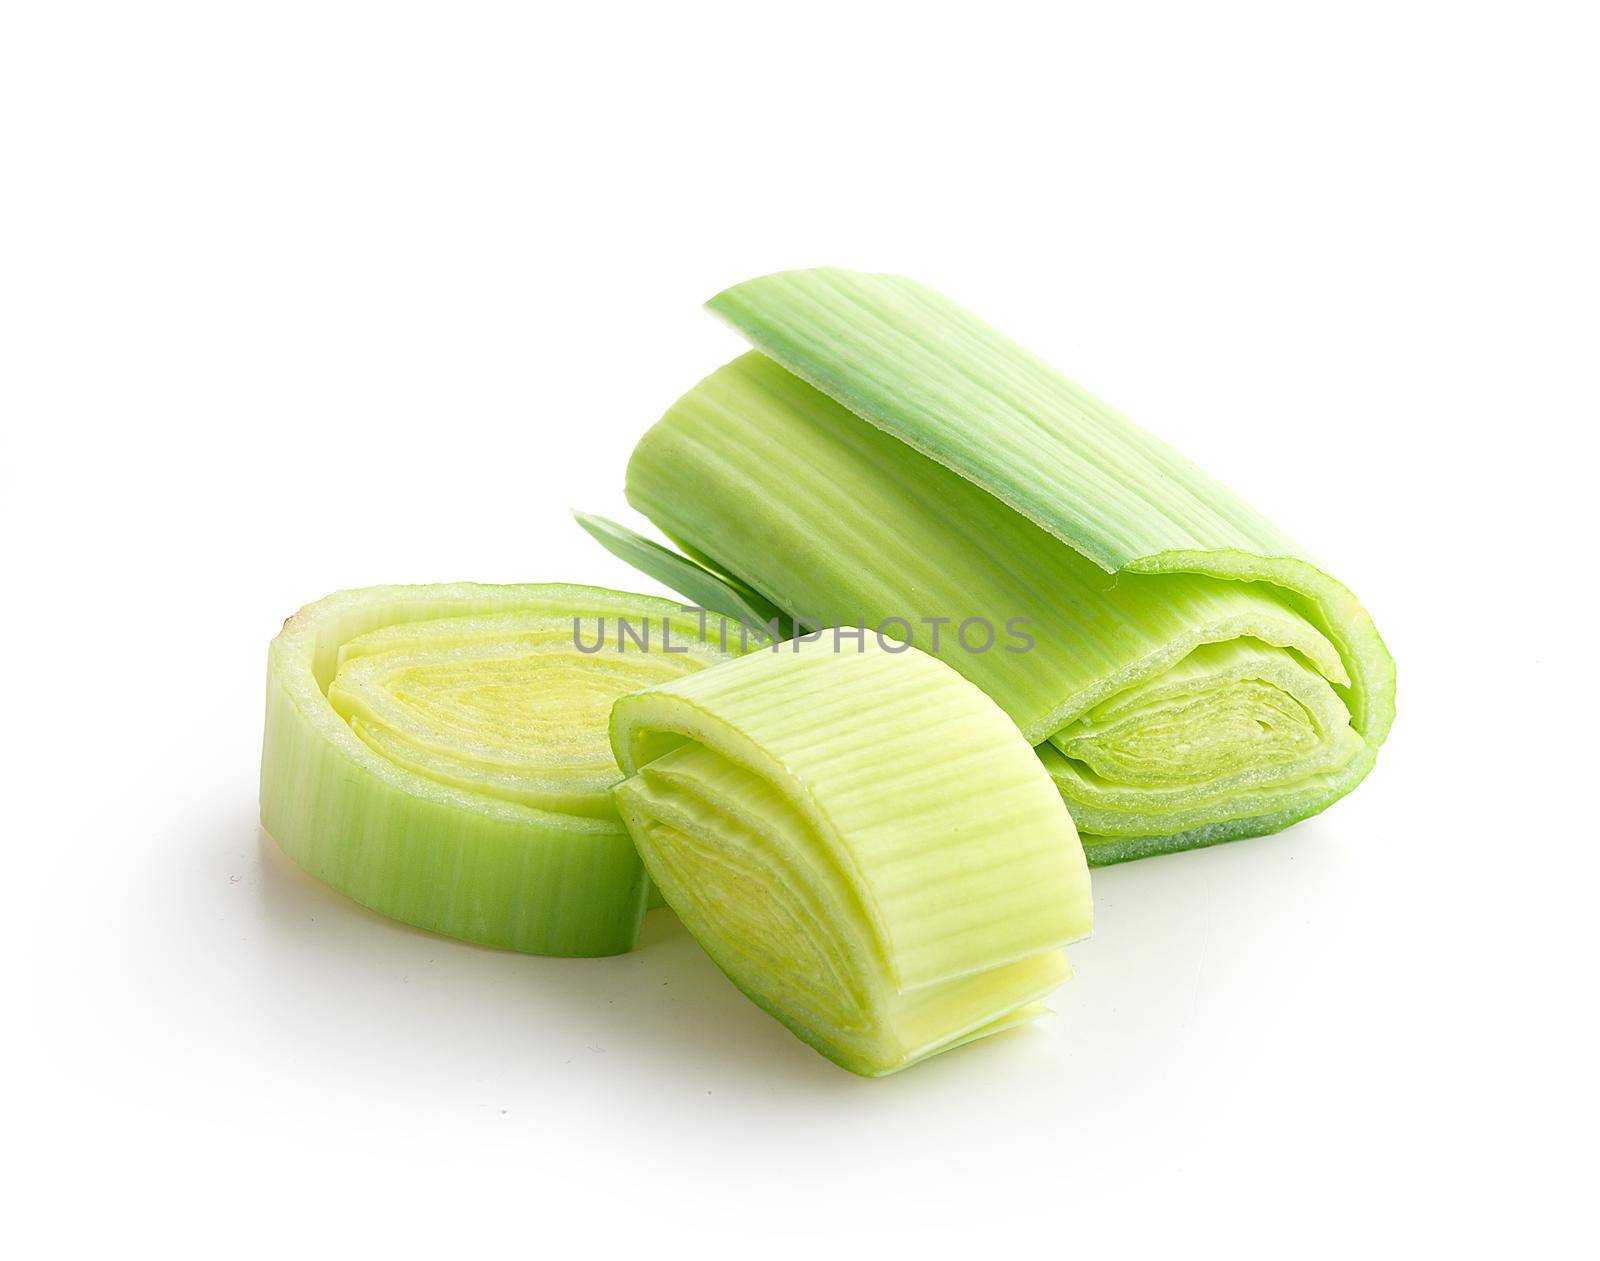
left=259, top=583, right=735, bottom=955
left=582, top=269, right=1395, bottom=863
left=611, top=638, right=1092, bottom=1076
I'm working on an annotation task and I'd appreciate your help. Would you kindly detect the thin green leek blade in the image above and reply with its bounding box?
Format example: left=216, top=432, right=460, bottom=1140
left=610, top=638, right=1092, bottom=1077
left=260, top=582, right=734, bottom=955
left=594, top=269, right=1394, bottom=863
left=571, top=510, right=791, bottom=638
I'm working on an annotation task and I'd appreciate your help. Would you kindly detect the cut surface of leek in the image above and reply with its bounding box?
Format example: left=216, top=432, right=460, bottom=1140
left=260, top=583, right=732, bottom=955
left=585, top=268, right=1394, bottom=864
left=610, top=638, right=1093, bottom=1076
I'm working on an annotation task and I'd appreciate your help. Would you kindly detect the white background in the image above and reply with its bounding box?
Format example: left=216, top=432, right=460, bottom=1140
left=5, top=3, right=1595, bottom=1256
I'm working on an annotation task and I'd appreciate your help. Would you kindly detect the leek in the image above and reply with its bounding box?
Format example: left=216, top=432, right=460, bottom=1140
left=260, top=583, right=733, bottom=955
left=582, top=269, right=1394, bottom=863
left=610, top=638, right=1092, bottom=1076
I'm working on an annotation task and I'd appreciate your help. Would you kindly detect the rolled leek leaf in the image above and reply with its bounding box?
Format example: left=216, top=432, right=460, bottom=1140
left=260, top=583, right=733, bottom=955
left=610, top=638, right=1092, bottom=1076
left=583, top=268, right=1394, bottom=863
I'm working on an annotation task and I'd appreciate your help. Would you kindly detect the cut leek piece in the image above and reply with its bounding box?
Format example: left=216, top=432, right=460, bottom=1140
left=610, top=637, right=1093, bottom=1076
left=260, top=583, right=733, bottom=955
left=589, top=268, right=1394, bottom=863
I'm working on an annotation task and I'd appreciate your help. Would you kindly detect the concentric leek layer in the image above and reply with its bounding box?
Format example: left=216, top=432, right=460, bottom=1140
left=609, top=639, right=1093, bottom=1076
left=590, top=268, right=1394, bottom=863
left=260, top=583, right=731, bottom=955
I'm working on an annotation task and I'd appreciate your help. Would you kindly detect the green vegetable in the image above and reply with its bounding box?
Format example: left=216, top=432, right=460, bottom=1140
left=259, top=583, right=733, bottom=955
left=581, top=268, right=1394, bottom=863
left=610, top=637, right=1092, bottom=1076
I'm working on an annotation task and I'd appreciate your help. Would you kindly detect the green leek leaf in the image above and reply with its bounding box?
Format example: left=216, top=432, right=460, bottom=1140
left=571, top=510, right=791, bottom=638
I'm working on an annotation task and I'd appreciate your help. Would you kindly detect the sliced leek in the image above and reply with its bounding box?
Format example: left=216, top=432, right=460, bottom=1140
left=582, top=268, right=1394, bottom=863
left=610, top=638, right=1092, bottom=1076
left=260, top=583, right=733, bottom=955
